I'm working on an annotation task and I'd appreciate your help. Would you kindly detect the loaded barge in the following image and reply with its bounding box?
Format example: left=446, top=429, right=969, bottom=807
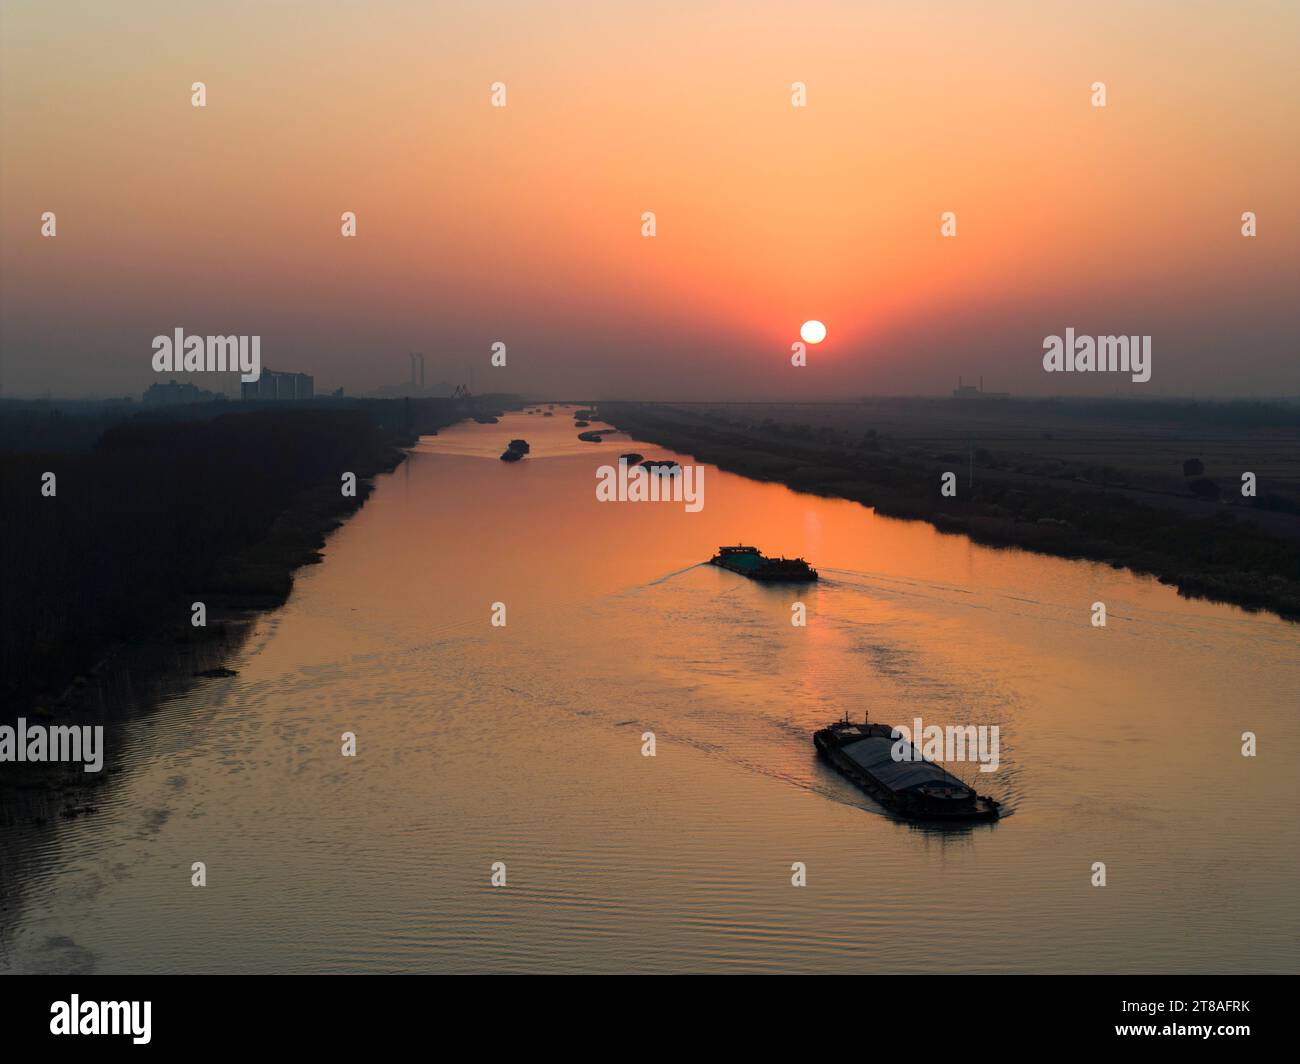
left=814, top=719, right=1000, bottom=823
left=709, top=545, right=818, bottom=582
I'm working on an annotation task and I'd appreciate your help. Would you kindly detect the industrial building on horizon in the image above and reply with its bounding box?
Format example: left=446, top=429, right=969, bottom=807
left=367, top=352, right=471, bottom=398
left=241, top=368, right=314, bottom=400
left=952, top=376, right=1010, bottom=399
left=143, top=379, right=227, bottom=405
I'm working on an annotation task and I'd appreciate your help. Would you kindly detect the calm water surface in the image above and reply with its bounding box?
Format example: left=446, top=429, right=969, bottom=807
left=3, top=409, right=1297, bottom=973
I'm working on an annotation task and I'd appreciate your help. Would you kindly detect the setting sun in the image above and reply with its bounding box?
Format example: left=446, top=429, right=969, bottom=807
left=800, top=320, right=827, bottom=344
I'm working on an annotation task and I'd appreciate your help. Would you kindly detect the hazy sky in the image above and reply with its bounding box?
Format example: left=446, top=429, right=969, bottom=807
left=2, top=0, right=1297, bottom=399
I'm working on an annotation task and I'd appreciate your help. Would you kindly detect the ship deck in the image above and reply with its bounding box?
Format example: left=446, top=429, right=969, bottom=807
left=815, top=722, right=1000, bottom=821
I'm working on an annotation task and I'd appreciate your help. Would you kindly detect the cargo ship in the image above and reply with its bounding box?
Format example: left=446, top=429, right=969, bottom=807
left=709, top=544, right=818, bottom=582
left=641, top=459, right=681, bottom=475
left=814, top=719, right=1000, bottom=822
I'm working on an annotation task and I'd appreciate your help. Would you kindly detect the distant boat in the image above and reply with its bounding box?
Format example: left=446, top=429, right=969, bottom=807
left=499, top=448, right=524, bottom=462
left=814, top=719, right=1000, bottom=822
left=619, top=452, right=644, bottom=464
left=507, top=439, right=530, bottom=453
left=574, top=420, right=590, bottom=427
left=577, top=430, right=603, bottom=442
left=543, top=411, right=553, bottom=417
left=475, top=415, right=499, bottom=424
left=709, top=544, right=817, bottom=582
left=640, top=459, right=681, bottom=475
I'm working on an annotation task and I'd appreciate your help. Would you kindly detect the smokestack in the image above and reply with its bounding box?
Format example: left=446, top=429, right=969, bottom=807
left=409, top=353, right=417, bottom=388
left=419, top=353, right=425, bottom=390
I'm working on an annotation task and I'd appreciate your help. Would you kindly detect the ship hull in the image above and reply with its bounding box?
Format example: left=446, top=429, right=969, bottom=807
left=709, top=557, right=818, bottom=582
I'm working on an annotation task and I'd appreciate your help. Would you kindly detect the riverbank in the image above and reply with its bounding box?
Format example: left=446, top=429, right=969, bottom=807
left=599, top=400, right=1300, bottom=620
left=0, top=397, right=500, bottom=823
left=0, top=397, right=494, bottom=713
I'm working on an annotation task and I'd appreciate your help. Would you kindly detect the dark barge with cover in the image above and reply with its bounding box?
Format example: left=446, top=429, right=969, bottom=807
left=709, top=545, right=818, bottom=582
left=814, top=719, right=1000, bottom=822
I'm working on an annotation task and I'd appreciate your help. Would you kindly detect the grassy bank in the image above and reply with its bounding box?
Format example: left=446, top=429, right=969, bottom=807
left=600, top=400, right=1300, bottom=621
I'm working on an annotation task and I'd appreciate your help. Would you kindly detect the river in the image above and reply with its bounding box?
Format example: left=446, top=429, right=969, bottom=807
left=2, top=408, right=1296, bottom=973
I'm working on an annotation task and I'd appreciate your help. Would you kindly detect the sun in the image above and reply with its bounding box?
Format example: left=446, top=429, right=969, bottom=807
left=800, top=320, right=827, bottom=344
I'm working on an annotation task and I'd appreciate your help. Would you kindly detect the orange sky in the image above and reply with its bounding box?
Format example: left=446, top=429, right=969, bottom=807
left=2, top=0, right=1297, bottom=398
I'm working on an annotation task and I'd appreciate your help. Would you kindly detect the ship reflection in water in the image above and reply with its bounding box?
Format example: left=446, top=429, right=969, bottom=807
left=2, top=408, right=1296, bottom=974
